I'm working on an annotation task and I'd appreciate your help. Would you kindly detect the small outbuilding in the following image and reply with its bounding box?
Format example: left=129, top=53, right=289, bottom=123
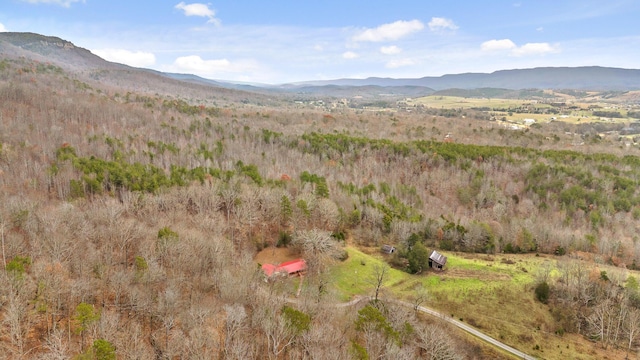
left=381, top=245, right=396, bottom=254
left=428, top=250, right=447, bottom=270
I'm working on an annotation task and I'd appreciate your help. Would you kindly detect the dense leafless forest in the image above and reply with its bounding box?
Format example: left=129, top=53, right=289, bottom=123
left=2, top=36, right=640, bottom=359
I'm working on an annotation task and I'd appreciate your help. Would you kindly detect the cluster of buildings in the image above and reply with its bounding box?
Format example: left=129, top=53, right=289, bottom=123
left=260, top=249, right=447, bottom=281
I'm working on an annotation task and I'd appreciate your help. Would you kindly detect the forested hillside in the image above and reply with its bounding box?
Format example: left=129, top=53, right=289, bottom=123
left=2, top=51, right=640, bottom=359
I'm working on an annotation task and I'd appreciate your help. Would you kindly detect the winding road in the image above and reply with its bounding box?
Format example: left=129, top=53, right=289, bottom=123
left=402, top=301, right=537, bottom=360
left=293, top=293, right=537, bottom=360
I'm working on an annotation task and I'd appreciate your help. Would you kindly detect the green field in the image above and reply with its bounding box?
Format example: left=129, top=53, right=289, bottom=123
left=329, top=246, right=538, bottom=299
left=329, top=246, right=408, bottom=299
left=328, top=247, right=632, bottom=360
left=410, top=95, right=548, bottom=110
left=408, top=95, right=633, bottom=125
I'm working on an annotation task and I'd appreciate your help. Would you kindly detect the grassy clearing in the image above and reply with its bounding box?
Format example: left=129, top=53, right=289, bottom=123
left=327, top=248, right=631, bottom=359
left=329, top=246, right=408, bottom=300
left=411, top=95, right=552, bottom=110
left=409, top=95, right=632, bottom=125
left=329, top=247, right=543, bottom=301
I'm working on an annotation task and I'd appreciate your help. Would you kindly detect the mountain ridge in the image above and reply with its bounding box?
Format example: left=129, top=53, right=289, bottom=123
left=1, top=31, right=639, bottom=92
left=285, top=66, right=640, bottom=91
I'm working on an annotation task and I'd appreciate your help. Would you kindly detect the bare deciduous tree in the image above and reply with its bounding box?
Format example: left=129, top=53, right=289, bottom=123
left=115, top=319, right=155, bottom=360
left=224, top=304, right=251, bottom=358
left=367, top=263, right=390, bottom=301
left=360, top=323, right=388, bottom=359
left=384, top=341, right=415, bottom=360
left=624, top=307, right=640, bottom=357
left=218, top=183, right=240, bottom=242
left=535, top=260, right=554, bottom=284
left=300, top=315, right=349, bottom=360
left=256, top=307, right=297, bottom=359
left=315, top=198, right=339, bottom=230
left=2, top=291, right=33, bottom=357
left=415, top=325, right=463, bottom=360
left=293, top=229, right=339, bottom=258
left=292, top=229, right=341, bottom=276
left=225, top=337, right=256, bottom=360
left=112, top=218, right=140, bottom=269
left=0, top=218, right=6, bottom=273
left=40, top=328, right=70, bottom=360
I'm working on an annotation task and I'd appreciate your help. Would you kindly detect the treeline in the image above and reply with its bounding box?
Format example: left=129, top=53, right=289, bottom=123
left=301, top=131, right=640, bottom=229
left=45, top=123, right=640, bottom=263
left=50, top=143, right=270, bottom=198
left=593, top=110, right=624, bottom=118
left=535, top=259, right=640, bottom=352
left=628, top=111, right=640, bottom=119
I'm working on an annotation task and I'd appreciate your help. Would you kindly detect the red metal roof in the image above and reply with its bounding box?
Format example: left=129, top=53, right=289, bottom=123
left=262, top=259, right=307, bottom=277
left=277, top=259, right=307, bottom=274
left=261, top=263, right=277, bottom=277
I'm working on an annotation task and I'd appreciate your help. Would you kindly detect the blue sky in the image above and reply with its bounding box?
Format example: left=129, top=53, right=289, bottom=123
left=1, top=0, right=639, bottom=84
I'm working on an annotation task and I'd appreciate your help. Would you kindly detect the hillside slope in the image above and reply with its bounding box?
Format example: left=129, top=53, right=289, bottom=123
left=0, top=32, right=283, bottom=106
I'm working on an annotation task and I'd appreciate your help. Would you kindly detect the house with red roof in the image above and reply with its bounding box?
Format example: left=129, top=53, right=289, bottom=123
left=262, top=259, right=307, bottom=278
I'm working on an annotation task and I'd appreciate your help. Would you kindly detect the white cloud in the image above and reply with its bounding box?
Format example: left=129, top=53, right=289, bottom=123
left=342, top=51, right=359, bottom=59
left=175, top=2, right=219, bottom=24
left=481, top=39, right=559, bottom=56
left=386, top=58, right=415, bottom=68
left=0, top=23, right=7, bottom=32
left=511, top=42, right=559, bottom=56
left=169, top=55, right=259, bottom=78
left=481, top=39, right=516, bottom=51
left=428, top=17, right=458, bottom=32
left=353, top=20, right=424, bottom=42
left=92, top=49, right=156, bottom=68
left=174, top=55, right=230, bottom=72
left=536, top=27, right=544, bottom=32
left=380, top=45, right=402, bottom=55
left=20, top=0, right=84, bottom=7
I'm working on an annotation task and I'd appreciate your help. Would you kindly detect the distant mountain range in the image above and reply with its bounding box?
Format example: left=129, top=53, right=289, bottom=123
left=284, top=67, right=640, bottom=91
left=1, top=32, right=640, bottom=95
left=163, top=72, right=436, bottom=98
